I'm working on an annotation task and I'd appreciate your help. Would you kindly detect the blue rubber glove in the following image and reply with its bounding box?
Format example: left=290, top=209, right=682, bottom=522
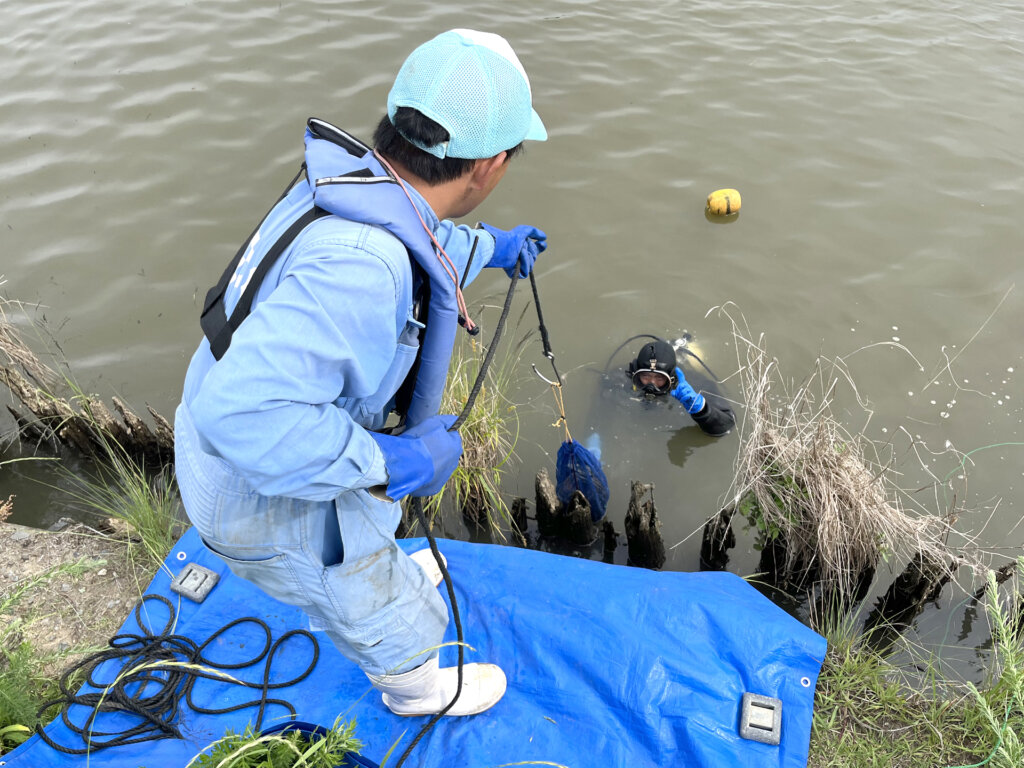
left=479, top=222, right=547, bottom=278
left=369, top=415, right=463, bottom=501
left=670, top=367, right=706, bottom=414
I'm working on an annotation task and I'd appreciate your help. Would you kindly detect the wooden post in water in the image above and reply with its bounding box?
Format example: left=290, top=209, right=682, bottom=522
left=624, top=481, right=665, bottom=570
left=535, top=468, right=560, bottom=538
left=533, top=469, right=596, bottom=545
left=755, top=534, right=789, bottom=590
left=563, top=490, right=595, bottom=546
left=602, top=520, right=618, bottom=563
left=863, top=550, right=958, bottom=649
left=510, top=497, right=529, bottom=545
left=700, top=508, right=736, bottom=571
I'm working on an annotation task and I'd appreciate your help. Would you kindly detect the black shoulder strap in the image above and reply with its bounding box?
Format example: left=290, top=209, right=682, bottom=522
left=200, top=204, right=331, bottom=360
left=392, top=267, right=430, bottom=420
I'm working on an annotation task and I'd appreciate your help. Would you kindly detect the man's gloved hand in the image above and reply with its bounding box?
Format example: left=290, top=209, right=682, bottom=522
left=670, top=367, right=706, bottom=414
left=369, top=415, right=463, bottom=501
left=478, top=223, right=547, bottom=278
left=691, top=400, right=736, bottom=437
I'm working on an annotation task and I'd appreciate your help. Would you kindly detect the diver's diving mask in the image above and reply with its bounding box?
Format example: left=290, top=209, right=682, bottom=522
left=627, top=339, right=678, bottom=396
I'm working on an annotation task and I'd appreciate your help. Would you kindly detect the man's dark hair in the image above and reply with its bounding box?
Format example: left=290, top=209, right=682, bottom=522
left=373, top=107, right=523, bottom=185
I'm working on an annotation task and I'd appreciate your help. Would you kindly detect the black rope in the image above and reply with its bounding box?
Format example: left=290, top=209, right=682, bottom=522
left=34, top=594, right=318, bottom=755
left=457, top=237, right=482, bottom=336
left=393, top=270, right=522, bottom=767
left=451, top=270, right=520, bottom=432
left=529, top=271, right=562, bottom=385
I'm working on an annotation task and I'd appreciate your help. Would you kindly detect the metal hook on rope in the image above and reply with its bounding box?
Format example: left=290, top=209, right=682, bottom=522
left=528, top=272, right=564, bottom=387
left=531, top=362, right=560, bottom=387
left=532, top=364, right=572, bottom=443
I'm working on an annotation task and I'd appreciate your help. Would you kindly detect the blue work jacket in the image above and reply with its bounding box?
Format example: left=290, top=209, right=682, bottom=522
left=179, top=125, right=491, bottom=502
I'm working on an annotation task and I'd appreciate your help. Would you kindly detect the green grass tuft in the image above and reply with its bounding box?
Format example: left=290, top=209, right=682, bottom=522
left=420, top=304, right=532, bottom=541
left=188, top=717, right=363, bottom=768
left=810, top=560, right=1024, bottom=768
left=59, top=447, right=183, bottom=573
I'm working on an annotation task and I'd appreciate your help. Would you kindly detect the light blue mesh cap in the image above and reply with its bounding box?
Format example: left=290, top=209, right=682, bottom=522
left=387, top=29, right=547, bottom=159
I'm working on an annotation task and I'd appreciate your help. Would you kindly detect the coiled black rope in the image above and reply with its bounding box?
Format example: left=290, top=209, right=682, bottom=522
left=34, top=593, right=318, bottom=755
left=393, top=269, right=524, bottom=767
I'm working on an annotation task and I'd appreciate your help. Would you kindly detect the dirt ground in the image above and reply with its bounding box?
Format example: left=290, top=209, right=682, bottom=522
left=0, top=517, right=157, bottom=676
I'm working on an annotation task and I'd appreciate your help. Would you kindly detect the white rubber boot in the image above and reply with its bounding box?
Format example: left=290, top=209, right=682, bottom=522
left=409, top=548, right=446, bottom=588
left=368, top=655, right=507, bottom=716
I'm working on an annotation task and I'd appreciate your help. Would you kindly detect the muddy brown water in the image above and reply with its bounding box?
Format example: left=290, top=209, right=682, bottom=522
left=2, top=0, right=1023, bottom=679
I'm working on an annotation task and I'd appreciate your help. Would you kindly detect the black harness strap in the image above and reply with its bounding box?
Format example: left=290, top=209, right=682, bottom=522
left=200, top=205, right=331, bottom=360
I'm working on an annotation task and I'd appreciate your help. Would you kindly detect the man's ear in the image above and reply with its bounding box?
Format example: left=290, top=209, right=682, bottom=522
left=469, top=152, right=508, bottom=190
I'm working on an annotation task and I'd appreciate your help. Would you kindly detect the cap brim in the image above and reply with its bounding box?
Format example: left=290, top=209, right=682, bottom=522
left=525, top=108, right=547, bottom=142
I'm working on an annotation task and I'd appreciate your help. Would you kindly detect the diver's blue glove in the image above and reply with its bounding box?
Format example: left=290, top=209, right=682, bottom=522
left=369, top=415, right=463, bottom=500
left=670, top=367, right=706, bottom=414
left=479, top=223, right=547, bottom=278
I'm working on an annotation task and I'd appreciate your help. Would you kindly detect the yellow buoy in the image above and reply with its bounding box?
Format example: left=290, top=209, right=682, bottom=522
left=706, top=188, right=741, bottom=216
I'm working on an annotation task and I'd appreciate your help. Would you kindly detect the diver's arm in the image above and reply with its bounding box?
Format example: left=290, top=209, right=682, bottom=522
left=672, top=366, right=735, bottom=436
left=690, top=399, right=735, bottom=437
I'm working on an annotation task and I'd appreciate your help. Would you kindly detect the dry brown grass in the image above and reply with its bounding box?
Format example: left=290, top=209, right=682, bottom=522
left=0, top=295, right=173, bottom=465
left=0, top=279, right=61, bottom=394
left=0, top=495, right=12, bottom=522
left=717, top=306, right=963, bottom=600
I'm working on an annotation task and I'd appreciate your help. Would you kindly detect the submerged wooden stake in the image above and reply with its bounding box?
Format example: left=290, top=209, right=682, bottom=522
left=601, top=519, right=618, bottom=563
left=863, top=550, right=958, bottom=648
left=563, top=491, right=595, bottom=546
left=624, top=481, right=665, bottom=570
left=2, top=354, right=173, bottom=466
left=700, top=508, right=736, bottom=571
left=511, top=497, right=529, bottom=541
left=533, top=469, right=596, bottom=545
left=535, top=468, right=560, bottom=538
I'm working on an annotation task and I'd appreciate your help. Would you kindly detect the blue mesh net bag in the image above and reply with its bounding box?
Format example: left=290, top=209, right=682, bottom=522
left=555, top=439, right=609, bottom=522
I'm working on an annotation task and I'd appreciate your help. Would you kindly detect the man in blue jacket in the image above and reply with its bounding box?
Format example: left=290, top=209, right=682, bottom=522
left=175, top=29, right=547, bottom=717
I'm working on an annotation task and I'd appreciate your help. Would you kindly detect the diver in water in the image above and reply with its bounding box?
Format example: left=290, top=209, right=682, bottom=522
left=626, top=338, right=735, bottom=437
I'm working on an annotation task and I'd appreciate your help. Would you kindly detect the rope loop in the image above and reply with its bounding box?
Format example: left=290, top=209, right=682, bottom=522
left=34, top=594, right=319, bottom=755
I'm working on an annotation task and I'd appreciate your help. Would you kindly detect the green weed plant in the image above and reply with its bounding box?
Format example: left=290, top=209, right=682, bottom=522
left=0, top=643, right=45, bottom=753
left=187, top=719, right=363, bottom=768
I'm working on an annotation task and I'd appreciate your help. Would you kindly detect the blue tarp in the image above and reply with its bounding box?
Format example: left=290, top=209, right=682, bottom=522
left=5, top=527, right=826, bottom=767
